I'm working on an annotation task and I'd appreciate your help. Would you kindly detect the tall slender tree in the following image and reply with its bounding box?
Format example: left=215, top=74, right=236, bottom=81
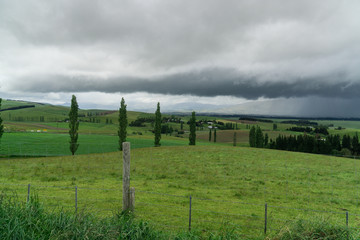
left=233, top=132, right=237, bottom=146
left=154, top=102, right=161, bottom=147
left=255, top=126, right=264, bottom=148
left=69, top=95, right=79, bottom=155
left=189, top=111, right=196, bottom=145
left=209, top=128, right=212, bottom=142
left=264, top=133, right=269, bottom=147
left=118, top=97, right=128, bottom=151
left=342, top=135, right=351, bottom=150
left=214, top=128, right=217, bottom=143
left=249, top=126, right=256, bottom=147
left=0, top=98, right=4, bottom=142
left=352, top=133, right=359, bottom=155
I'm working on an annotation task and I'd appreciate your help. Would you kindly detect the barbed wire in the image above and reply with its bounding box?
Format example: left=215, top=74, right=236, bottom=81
left=136, top=201, right=188, bottom=211
left=135, top=212, right=189, bottom=222
left=192, top=208, right=262, bottom=219
left=2, top=182, right=360, bottom=216
left=192, top=196, right=264, bottom=206
left=136, top=189, right=188, bottom=198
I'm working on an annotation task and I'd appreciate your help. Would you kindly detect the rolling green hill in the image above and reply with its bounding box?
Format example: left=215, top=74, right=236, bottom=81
left=0, top=99, right=144, bottom=123
left=0, top=145, right=359, bottom=238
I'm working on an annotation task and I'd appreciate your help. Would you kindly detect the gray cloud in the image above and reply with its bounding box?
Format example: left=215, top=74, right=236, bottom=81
left=2, top=0, right=360, bottom=116
left=12, top=68, right=360, bottom=99
left=219, top=97, right=360, bottom=118
left=2, top=0, right=359, bottom=69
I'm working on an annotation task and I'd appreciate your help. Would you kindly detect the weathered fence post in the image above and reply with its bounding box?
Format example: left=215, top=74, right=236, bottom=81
left=264, top=203, right=268, bottom=234
left=346, top=211, right=349, bottom=227
left=122, top=142, right=131, bottom=211
left=130, top=187, right=135, bottom=211
left=27, top=184, right=31, bottom=203
left=189, top=195, right=192, bottom=231
left=75, top=186, right=78, bottom=213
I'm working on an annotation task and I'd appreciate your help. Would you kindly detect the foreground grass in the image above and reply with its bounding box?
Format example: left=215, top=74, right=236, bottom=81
left=1, top=195, right=357, bottom=240
left=0, top=195, right=247, bottom=240
left=267, top=217, right=358, bottom=240
left=1, top=145, right=360, bottom=237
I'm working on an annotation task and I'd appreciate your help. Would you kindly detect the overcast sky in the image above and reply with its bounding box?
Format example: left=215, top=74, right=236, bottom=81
left=1, top=0, right=360, bottom=116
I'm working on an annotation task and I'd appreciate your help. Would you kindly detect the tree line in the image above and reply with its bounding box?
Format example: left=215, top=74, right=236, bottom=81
left=287, top=126, right=329, bottom=135
left=249, top=125, right=360, bottom=156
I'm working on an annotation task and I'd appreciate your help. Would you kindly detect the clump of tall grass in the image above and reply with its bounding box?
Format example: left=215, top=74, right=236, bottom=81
left=0, top=193, right=245, bottom=240
left=0, top=193, right=166, bottom=239
left=268, top=217, right=359, bottom=240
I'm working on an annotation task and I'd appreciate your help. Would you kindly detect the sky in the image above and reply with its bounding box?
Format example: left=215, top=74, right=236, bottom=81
left=1, top=0, right=360, bottom=117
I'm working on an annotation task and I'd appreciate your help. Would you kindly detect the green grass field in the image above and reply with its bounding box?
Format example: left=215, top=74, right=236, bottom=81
left=1, top=145, right=360, bottom=238
left=0, top=132, right=216, bottom=156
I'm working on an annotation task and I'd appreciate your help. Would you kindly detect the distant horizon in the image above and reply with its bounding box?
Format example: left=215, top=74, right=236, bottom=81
left=3, top=98, right=360, bottom=120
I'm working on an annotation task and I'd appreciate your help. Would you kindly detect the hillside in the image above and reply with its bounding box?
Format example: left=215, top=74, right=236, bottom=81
left=0, top=99, right=144, bottom=123
left=0, top=145, right=358, bottom=238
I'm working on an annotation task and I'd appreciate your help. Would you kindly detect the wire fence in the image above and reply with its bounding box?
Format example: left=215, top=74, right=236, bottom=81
left=1, top=181, right=360, bottom=237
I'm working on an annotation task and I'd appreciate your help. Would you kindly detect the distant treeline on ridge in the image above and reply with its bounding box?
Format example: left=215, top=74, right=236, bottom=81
left=0, top=105, right=35, bottom=112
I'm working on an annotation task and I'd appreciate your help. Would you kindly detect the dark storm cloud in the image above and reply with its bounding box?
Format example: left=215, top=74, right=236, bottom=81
left=14, top=68, right=360, bottom=99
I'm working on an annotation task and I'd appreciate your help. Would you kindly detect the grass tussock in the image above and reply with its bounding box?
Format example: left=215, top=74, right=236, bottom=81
left=268, top=217, right=359, bottom=240
left=0, top=194, right=162, bottom=239
left=0, top=193, right=247, bottom=240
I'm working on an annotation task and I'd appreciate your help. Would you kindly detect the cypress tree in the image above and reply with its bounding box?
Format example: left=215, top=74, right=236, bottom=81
left=214, top=128, right=217, bottom=143
left=342, top=135, right=351, bottom=150
left=154, top=102, right=161, bottom=147
left=255, top=126, right=264, bottom=148
left=0, top=98, right=4, bottom=142
left=352, top=134, right=359, bottom=155
left=233, top=132, right=237, bottom=146
left=249, top=126, right=256, bottom=147
left=118, top=97, right=127, bottom=151
left=209, top=128, right=212, bottom=142
left=69, top=95, right=79, bottom=155
left=264, top=133, right=269, bottom=147
left=189, top=111, right=196, bottom=145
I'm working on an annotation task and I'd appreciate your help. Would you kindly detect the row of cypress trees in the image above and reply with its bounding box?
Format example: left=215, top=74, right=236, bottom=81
left=0, top=96, right=197, bottom=156
left=118, top=99, right=197, bottom=149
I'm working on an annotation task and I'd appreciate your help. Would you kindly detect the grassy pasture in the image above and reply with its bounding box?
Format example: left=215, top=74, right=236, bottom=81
left=1, top=145, right=360, bottom=238
left=0, top=132, right=214, bottom=157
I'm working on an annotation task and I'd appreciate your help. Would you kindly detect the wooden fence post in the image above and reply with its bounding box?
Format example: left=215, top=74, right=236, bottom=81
left=122, top=142, right=131, bottom=211
left=264, top=203, right=268, bottom=234
left=189, top=195, right=192, bottom=231
left=130, top=187, right=135, bottom=211
left=27, top=184, right=31, bottom=203
left=75, top=186, right=78, bottom=213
